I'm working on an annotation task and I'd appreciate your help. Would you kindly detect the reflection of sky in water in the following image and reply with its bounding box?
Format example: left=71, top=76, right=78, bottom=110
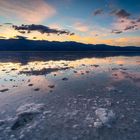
left=0, top=55, right=140, bottom=93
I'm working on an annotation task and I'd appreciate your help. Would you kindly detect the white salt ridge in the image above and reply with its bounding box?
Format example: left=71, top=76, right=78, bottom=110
left=11, top=103, right=45, bottom=130
left=94, top=108, right=116, bottom=128
left=16, top=103, right=45, bottom=115
left=106, top=86, right=116, bottom=91
left=0, top=103, right=45, bottom=139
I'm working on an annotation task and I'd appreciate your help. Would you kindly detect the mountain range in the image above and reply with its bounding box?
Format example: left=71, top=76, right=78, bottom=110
left=0, top=39, right=140, bottom=51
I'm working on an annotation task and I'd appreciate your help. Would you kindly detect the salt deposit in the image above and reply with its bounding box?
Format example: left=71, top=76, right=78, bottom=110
left=94, top=108, right=116, bottom=128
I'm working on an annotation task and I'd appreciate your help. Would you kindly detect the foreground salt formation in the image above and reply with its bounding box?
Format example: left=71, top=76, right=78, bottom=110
left=0, top=100, right=117, bottom=140
left=94, top=108, right=116, bottom=128
left=0, top=103, right=45, bottom=140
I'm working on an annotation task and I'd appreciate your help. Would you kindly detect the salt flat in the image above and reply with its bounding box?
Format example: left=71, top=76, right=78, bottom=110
left=0, top=52, right=140, bottom=140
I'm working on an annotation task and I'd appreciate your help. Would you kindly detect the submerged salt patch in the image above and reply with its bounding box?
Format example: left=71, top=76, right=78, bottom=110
left=94, top=108, right=115, bottom=128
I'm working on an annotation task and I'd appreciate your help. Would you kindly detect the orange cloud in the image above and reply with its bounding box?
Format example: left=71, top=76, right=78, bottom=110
left=67, top=35, right=140, bottom=46
left=0, top=0, right=56, bottom=23
left=112, top=18, right=140, bottom=33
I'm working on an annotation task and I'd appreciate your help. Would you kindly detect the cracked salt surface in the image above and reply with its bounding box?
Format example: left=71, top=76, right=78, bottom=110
left=16, top=103, right=44, bottom=115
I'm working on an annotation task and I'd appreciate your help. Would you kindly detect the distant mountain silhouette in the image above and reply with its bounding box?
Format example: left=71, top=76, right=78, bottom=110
left=0, top=39, right=140, bottom=51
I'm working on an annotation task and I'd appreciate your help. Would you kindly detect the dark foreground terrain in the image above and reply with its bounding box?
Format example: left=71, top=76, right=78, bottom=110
left=0, top=52, right=140, bottom=140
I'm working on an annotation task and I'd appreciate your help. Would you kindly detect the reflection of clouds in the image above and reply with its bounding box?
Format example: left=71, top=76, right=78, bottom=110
left=112, top=71, right=126, bottom=81
left=115, top=60, right=125, bottom=65
left=28, top=76, right=53, bottom=91
left=68, top=57, right=137, bottom=68
left=111, top=70, right=140, bottom=87
left=50, top=71, right=62, bottom=77
left=19, top=67, right=71, bottom=76
left=0, top=56, right=139, bottom=73
left=68, top=58, right=108, bottom=68
left=123, top=72, right=140, bottom=83
left=0, top=56, right=140, bottom=90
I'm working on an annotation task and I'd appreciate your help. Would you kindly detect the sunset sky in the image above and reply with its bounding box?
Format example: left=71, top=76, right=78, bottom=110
left=0, top=0, right=140, bottom=46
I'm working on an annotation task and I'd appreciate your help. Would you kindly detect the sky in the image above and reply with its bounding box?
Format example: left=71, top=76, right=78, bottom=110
left=0, top=0, right=140, bottom=46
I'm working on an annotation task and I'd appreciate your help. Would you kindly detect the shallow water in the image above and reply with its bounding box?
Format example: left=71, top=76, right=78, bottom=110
left=0, top=52, right=140, bottom=140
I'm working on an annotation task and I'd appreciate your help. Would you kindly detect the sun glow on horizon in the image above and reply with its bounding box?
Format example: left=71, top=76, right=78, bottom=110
left=0, top=0, right=140, bottom=46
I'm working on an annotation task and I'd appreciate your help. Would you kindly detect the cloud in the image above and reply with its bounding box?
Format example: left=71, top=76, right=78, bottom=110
left=13, top=24, right=74, bottom=36
left=124, top=25, right=138, bottom=31
left=14, top=35, right=28, bottom=40
left=89, top=25, right=111, bottom=37
left=109, top=37, right=140, bottom=46
left=111, top=18, right=140, bottom=34
left=67, top=35, right=140, bottom=46
left=73, top=22, right=89, bottom=32
left=110, top=8, right=140, bottom=34
left=111, top=30, right=123, bottom=34
left=0, top=36, right=6, bottom=39
left=0, top=0, right=56, bottom=23
left=137, top=18, right=140, bottom=22
left=18, top=31, right=26, bottom=34
left=93, top=9, right=103, bottom=16
left=4, top=23, right=13, bottom=25
left=111, top=9, right=130, bottom=18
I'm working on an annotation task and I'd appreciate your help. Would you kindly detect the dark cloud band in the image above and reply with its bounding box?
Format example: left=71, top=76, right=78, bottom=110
left=0, top=36, right=6, bottom=39
left=111, top=30, right=122, bottom=34
left=14, top=35, right=27, bottom=40
left=13, top=24, right=74, bottom=36
left=93, top=9, right=103, bottom=16
left=111, top=9, right=130, bottom=18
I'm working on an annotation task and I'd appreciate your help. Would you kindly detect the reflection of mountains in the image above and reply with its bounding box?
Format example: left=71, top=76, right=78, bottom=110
left=19, top=67, right=72, bottom=76
left=0, top=52, right=140, bottom=65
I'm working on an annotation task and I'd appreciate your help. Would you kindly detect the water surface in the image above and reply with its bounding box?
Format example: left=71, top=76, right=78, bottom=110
left=0, top=52, right=140, bottom=140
